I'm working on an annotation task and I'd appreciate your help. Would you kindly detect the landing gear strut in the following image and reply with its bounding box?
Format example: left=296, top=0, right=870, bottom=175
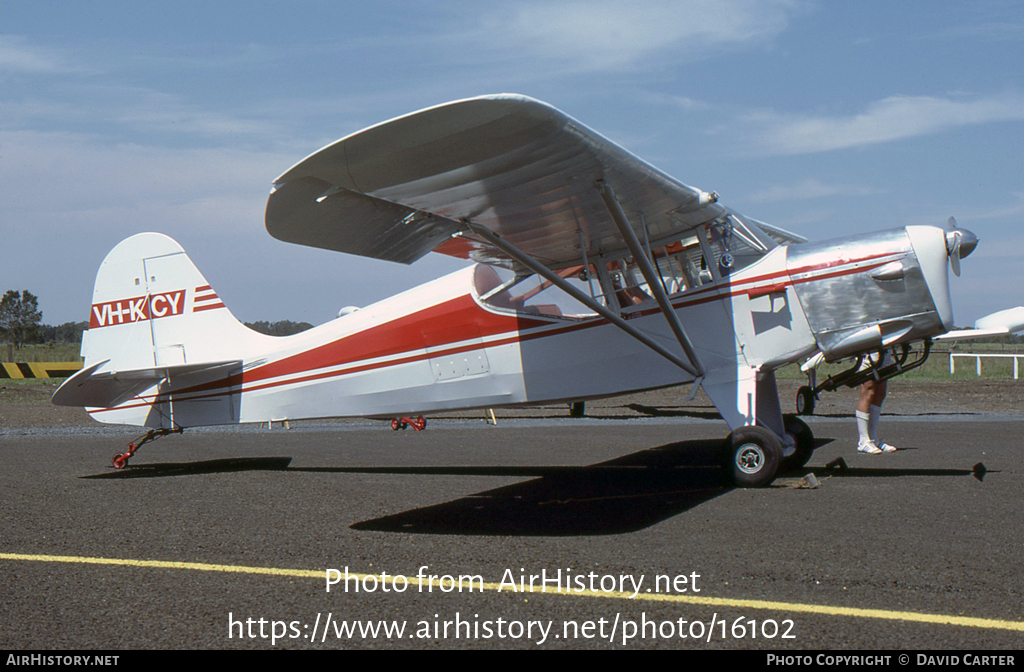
left=112, top=427, right=183, bottom=469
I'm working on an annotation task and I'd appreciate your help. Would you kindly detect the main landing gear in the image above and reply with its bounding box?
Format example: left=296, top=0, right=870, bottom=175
left=721, top=415, right=814, bottom=488
left=391, top=416, right=426, bottom=431
left=111, top=427, right=183, bottom=469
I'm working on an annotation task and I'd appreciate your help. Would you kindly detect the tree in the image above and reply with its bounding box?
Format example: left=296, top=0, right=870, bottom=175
left=0, top=290, right=43, bottom=350
left=244, top=320, right=314, bottom=336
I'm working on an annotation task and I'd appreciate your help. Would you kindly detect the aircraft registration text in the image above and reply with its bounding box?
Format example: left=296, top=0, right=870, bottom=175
left=89, top=290, right=186, bottom=328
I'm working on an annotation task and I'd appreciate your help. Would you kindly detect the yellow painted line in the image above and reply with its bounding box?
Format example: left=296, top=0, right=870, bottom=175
left=3, top=552, right=1023, bottom=632
left=0, top=552, right=322, bottom=579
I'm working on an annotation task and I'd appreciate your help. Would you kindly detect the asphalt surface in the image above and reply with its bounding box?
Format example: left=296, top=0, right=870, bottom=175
left=1, top=410, right=1023, bottom=651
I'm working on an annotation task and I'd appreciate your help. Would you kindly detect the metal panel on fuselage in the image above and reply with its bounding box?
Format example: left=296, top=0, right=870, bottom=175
left=786, top=228, right=943, bottom=356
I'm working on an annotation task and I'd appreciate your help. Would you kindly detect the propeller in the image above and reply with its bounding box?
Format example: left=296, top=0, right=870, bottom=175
left=944, top=216, right=978, bottom=277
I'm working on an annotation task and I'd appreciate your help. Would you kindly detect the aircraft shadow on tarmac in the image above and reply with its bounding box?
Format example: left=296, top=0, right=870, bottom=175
left=339, top=441, right=991, bottom=536
left=80, top=456, right=294, bottom=479
left=79, top=439, right=989, bottom=535
left=625, top=403, right=722, bottom=420
left=343, top=438, right=733, bottom=536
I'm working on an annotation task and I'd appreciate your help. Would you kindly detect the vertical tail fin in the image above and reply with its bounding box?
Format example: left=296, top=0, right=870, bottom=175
left=82, top=232, right=269, bottom=369
left=55, top=233, right=277, bottom=427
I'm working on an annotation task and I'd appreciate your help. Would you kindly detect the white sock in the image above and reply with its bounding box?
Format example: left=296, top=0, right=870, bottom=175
left=856, top=410, right=871, bottom=443
left=868, top=404, right=881, bottom=441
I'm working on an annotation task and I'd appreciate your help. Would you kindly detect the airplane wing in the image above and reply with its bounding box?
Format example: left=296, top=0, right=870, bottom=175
left=265, top=94, right=736, bottom=269
left=933, top=306, right=1024, bottom=342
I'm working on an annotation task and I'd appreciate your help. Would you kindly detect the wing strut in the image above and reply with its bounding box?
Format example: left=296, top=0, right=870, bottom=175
left=462, top=222, right=701, bottom=377
left=595, top=180, right=705, bottom=377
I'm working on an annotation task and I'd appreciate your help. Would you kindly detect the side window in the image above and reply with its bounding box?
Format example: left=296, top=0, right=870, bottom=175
left=473, top=265, right=598, bottom=318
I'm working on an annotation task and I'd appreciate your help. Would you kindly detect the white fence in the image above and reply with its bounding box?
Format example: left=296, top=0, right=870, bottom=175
left=949, top=353, right=1024, bottom=379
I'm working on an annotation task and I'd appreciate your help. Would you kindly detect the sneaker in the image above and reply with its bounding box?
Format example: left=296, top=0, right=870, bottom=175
left=857, top=439, right=882, bottom=454
left=877, top=441, right=897, bottom=452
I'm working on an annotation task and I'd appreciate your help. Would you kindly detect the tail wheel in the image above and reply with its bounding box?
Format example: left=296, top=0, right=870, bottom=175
left=796, top=386, right=816, bottom=416
left=111, top=453, right=129, bottom=469
left=391, top=416, right=425, bottom=431
left=781, top=414, right=815, bottom=471
left=723, top=426, right=782, bottom=488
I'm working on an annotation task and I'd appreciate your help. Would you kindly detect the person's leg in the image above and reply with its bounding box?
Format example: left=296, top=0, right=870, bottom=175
left=868, top=381, right=895, bottom=452
left=856, top=381, right=881, bottom=453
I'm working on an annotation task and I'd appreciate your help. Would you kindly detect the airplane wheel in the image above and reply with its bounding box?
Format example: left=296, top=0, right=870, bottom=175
left=796, top=386, right=815, bottom=416
left=391, top=419, right=401, bottom=431
left=723, top=426, right=781, bottom=488
left=781, top=414, right=814, bottom=472
left=112, top=453, right=128, bottom=469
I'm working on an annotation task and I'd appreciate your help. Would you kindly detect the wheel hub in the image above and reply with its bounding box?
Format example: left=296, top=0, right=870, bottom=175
left=736, top=444, right=765, bottom=474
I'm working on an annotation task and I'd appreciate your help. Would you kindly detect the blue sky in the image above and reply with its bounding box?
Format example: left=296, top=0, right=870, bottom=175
left=3, top=1, right=1023, bottom=326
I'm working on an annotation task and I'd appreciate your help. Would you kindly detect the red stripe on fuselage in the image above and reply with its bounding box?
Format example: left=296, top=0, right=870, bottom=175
left=161, top=294, right=549, bottom=400
left=244, top=294, right=546, bottom=384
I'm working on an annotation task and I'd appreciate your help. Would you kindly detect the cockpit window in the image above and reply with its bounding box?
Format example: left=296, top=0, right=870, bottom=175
left=474, top=213, right=776, bottom=318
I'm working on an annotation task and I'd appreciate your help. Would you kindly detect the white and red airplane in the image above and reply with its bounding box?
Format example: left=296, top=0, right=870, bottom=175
left=53, top=94, right=1004, bottom=486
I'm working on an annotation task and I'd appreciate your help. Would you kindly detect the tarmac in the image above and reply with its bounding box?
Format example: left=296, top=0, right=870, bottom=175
left=1, top=396, right=1023, bottom=649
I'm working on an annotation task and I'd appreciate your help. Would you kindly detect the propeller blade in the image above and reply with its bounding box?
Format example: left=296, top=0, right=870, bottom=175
left=950, top=233, right=961, bottom=276
left=943, top=217, right=977, bottom=277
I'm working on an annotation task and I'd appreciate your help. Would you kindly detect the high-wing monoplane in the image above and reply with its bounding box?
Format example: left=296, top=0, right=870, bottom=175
left=54, top=94, right=1002, bottom=486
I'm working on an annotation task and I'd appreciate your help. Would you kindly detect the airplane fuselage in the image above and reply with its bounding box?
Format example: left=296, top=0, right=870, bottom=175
left=79, top=224, right=952, bottom=432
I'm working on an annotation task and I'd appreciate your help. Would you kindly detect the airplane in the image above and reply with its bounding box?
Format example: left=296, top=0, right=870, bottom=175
left=52, top=93, right=1001, bottom=487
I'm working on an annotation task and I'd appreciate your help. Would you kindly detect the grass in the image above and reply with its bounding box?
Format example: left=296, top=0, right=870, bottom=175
left=3, top=343, right=82, bottom=363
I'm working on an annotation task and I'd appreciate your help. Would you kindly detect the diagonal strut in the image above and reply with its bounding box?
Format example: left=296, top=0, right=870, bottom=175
left=462, top=222, right=701, bottom=378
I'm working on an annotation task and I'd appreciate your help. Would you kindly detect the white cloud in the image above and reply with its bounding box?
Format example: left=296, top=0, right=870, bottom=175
left=744, top=92, right=1024, bottom=156
left=474, top=0, right=803, bottom=74
left=0, top=129, right=291, bottom=234
left=0, top=36, right=83, bottom=74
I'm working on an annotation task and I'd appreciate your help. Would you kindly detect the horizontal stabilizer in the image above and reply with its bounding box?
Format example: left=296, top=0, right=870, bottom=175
left=52, top=359, right=242, bottom=409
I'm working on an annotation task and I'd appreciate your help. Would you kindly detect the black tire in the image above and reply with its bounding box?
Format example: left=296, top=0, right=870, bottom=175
left=796, top=386, right=815, bottom=416
left=569, top=402, right=585, bottom=417
left=781, top=414, right=815, bottom=472
left=722, top=426, right=782, bottom=488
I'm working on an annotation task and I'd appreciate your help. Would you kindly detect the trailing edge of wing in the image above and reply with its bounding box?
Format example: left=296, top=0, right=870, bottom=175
left=52, top=359, right=242, bottom=409
left=265, top=94, right=729, bottom=269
